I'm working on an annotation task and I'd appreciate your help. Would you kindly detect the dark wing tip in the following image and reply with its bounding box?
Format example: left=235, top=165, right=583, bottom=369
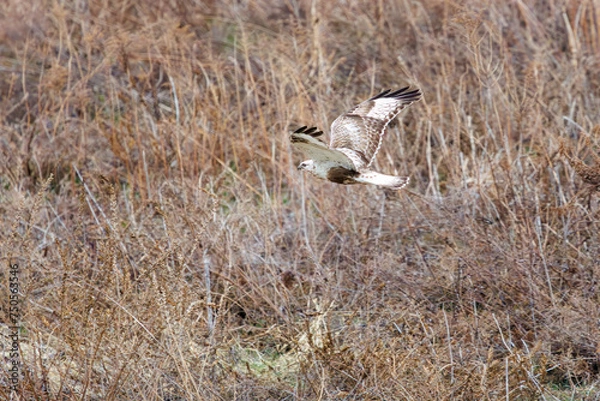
left=370, top=89, right=392, bottom=100
left=370, top=86, right=422, bottom=102
left=293, top=125, right=323, bottom=137
left=293, top=125, right=308, bottom=133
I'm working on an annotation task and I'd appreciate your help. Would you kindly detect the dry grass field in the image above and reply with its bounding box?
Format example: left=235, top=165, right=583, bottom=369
left=1, top=0, right=600, bottom=399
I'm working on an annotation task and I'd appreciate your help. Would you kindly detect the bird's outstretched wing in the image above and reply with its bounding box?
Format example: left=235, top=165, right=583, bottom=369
left=329, top=87, right=421, bottom=169
left=290, top=126, right=355, bottom=168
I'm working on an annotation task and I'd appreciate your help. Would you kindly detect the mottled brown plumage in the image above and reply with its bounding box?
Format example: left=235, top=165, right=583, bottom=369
left=290, top=87, right=422, bottom=190
left=329, top=88, right=421, bottom=169
left=326, top=166, right=360, bottom=184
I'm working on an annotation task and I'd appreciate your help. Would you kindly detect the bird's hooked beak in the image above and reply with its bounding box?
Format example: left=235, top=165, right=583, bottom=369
left=297, top=163, right=303, bottom=170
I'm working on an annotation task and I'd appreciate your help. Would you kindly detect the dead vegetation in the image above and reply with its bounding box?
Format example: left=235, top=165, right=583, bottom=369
left=1, top=0, right=599, bottom=399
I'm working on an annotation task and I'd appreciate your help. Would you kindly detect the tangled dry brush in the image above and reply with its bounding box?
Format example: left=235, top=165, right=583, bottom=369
left=1, top=0, right=599, bottom=399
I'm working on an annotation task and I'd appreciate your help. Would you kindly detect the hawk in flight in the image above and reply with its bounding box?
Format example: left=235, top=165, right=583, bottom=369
left=291, top=87, right=421, bottom=190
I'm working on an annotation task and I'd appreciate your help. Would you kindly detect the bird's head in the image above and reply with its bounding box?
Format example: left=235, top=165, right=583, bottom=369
left=297, top=160, right=315, bottom=171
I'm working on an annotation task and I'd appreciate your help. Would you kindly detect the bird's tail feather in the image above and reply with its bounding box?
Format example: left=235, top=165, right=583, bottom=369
left=355, top=171, right=410, bottom=190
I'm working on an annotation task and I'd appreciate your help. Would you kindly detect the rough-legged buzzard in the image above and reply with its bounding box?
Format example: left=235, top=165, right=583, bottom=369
left=291, top=87, right=421, bottom=190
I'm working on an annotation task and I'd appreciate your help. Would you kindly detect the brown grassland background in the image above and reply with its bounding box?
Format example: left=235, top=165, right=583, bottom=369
left=1, top=0, right=600, bottom=399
